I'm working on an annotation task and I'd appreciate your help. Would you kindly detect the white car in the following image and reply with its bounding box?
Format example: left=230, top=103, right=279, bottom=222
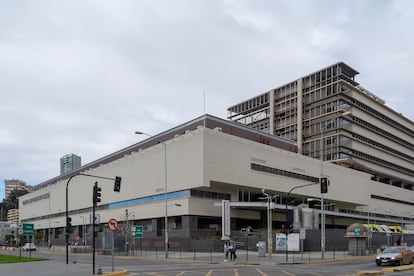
left=376, top=246, right=414, bottom=266
left=22, top=242, right=36, bottom=251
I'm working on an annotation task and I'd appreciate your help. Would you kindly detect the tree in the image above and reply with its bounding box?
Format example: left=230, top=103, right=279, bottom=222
left=7, top=189, right=29, bottom=207
left=1, top=189, right=30, bottom=220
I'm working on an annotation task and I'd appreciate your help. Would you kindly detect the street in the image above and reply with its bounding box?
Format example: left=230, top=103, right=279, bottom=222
left=2, top=248, right=414, bottom=276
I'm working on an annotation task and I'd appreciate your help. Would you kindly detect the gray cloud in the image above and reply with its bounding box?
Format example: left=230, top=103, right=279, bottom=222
left=1, top=0, right=413, bottom=198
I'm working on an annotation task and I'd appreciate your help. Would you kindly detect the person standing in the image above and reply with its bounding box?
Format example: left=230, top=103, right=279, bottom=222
left=229, top=240, right=237, bottom=261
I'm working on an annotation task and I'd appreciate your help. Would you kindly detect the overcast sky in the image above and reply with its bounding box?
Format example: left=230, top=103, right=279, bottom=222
left=1, top=0, right=413, bottom=200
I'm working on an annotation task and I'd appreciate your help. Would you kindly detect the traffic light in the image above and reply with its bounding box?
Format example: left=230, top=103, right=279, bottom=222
left=113, top=176, right=122, bottom=192
left=320, top=177, right=328, bottom=193
left=93, top=182, right=102, bottom=204
left=66, top=216, right=72, bottom=228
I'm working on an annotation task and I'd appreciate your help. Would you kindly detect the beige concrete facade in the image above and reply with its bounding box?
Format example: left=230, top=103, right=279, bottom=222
left=18, top=115, right=414, bottom=245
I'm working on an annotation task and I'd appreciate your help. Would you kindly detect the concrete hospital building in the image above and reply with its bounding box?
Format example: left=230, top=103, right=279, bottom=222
left=19, top=62, right=414, bottom=251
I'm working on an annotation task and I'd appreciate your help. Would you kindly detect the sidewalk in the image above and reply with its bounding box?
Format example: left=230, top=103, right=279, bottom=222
left=124, top=249, right=372, bottom=265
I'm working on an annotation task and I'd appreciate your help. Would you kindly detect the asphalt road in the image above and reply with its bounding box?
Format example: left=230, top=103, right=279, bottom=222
left=2, top=248, right=414, bottom=276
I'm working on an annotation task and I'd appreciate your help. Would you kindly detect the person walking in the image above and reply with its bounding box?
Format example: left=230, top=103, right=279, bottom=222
left=223, top=241, right=230, bottom=262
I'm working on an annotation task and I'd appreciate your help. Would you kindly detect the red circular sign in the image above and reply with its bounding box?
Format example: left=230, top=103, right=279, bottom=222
left=108, top=218, right=118, bottom=232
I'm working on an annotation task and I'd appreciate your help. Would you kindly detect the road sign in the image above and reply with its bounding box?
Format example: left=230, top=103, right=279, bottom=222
left=132, top=225, right=143, bottom=238
left=18, top=229, right=24, bottom=235
left=354, top=227, right=361, bottom=237
left=22, top=223, right=34, bottom=235
left=107, top=218, right=118, bottom=232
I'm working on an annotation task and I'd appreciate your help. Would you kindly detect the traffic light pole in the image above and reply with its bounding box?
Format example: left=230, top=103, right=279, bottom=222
left=92, top=181, right=98, bottom=275
left=65, top=173, right=121, bottom=266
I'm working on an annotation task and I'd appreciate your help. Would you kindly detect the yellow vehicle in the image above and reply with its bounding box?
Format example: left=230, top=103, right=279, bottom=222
left=388, top=225, right=402, bottom=233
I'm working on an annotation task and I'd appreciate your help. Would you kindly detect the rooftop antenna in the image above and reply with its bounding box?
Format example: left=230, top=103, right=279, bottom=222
left=203, top=90, right=206, bottom=127
left=203, top=90, right=206, bottom=114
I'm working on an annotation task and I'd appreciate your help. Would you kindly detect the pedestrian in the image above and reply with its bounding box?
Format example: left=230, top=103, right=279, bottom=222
left=229, top=240, right=237, bottom=261
left=223, top=241, right=229, bottom=262
left=396, top=238, right=401, bottom=246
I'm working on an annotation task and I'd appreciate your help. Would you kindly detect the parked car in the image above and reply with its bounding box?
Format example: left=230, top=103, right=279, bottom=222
left=376, top=246, right=414, bottom=266
left=22, top=242, right=36, bottom=251
left=408, top=245, right=414, bottom=252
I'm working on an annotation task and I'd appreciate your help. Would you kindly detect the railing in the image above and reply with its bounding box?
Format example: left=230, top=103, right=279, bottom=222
left=101, top=246, right=373, bottom=264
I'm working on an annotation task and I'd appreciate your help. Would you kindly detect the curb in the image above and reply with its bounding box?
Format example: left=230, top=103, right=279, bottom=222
left=101, top=269, right=128, bottom=276
left=356, top=271, right=383, bottom=276
left=382, top=264, right=414, bottom=273
left=394, top=264, right=414, bottom=272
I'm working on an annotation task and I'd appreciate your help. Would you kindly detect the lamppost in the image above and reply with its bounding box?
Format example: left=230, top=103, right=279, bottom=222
left=80, top=216, right=86, bottom=246
left=363, top=206, right=379, bottom=253
left=48, top=188, right=51, bottom=250
left=401, top=213, right=405, bottom=245
left=319, top=110, right=351, bottom=259
left=260, top=189, right=278, bottom=259
left=124, top=209, right=129, bottom=255
left=122, top=209, right=136, bottom=255
left=285, top=182, right=318, bottom=262
left=135, top=131, right=169, bottom=258
left=308, top=198, right=335, bottom=259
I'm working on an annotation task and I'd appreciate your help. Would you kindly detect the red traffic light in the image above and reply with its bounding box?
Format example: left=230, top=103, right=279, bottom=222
left=320, top=177, right=328, bottom=193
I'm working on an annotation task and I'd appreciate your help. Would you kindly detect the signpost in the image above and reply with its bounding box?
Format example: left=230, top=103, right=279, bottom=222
left=18, top=223, right=34, bottom=258
left=107, top=218, right=118, bottom=272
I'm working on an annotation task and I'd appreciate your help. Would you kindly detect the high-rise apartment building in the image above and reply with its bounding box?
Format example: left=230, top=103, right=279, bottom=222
left=4, top=179, right=32, bottom=199
left=60, top=153, right=81, bottom=175
left=228, top=62, right=414, bottom=192
left=7, top=208, right=19, bottom=223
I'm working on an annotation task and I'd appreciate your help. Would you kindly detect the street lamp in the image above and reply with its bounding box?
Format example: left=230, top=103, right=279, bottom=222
left=80, top=215, right=86, bottom=246
left=361, top=206, right=379, bottom=253
left=259, top=189, right=279, bottom=259
left=319, top=110, right=351, bottom=259
left=135, top=131, right=169, bottom=258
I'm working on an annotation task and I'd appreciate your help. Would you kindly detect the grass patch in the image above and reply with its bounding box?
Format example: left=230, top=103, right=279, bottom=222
left=0, top=254, right=47, bottom=264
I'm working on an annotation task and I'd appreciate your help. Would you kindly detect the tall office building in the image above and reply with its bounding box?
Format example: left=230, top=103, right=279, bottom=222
left=228, top=62, right=414, bottom=192
left=60, top=153, right=81, bottom=175
left=4, top=179, right=32, bottom=199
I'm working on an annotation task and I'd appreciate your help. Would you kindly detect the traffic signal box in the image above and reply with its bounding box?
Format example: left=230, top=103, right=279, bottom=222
left=320, top=177, right=328, bottom=193
left=93, top=183, right=102, bottom=204
left=113, top=176, right=122, bottom=192
left=66, top=216, right=72, bottom=228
